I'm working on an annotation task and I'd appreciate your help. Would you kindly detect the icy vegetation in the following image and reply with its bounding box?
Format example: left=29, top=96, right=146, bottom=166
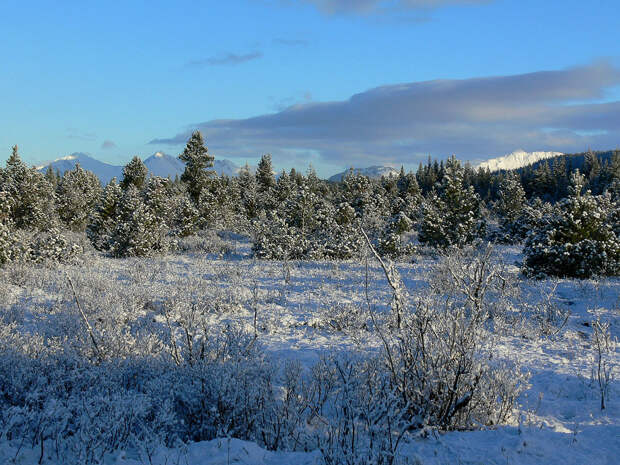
left=0, top=237, right=618, bottom=464
left=1, top=137, right=619, bottom=463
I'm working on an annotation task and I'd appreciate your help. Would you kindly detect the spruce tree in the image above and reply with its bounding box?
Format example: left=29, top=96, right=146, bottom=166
left=87, top=178, right=122, bottom=251
left=418, top=156, right=485, bottom=249
left=56, top=163, right=102, bottom=231
left=238, top=163, right=259, bottom=219
left=110, top=185, right=169, bottom=257
left=179, top=131, right=215, bottom=203
left=495, top=172, right=527, bottom=241
left=1, top=145, right=57, bottom=230
left=523, top=170, right=620, bottom=278
left=121, top=156, right=148, bottom=191
left=256, top=153, right=276, bottom=193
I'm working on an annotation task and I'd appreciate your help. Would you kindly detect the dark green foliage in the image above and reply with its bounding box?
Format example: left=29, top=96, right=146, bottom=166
left=419, top=157, right=486, bottom=249
left=56, top=163, right=102, bottom=231
left=495, top=172, right=527, bottom=242
left=87, top=178, right=123, bottom=251
left=0, top=145, right=57, bottom=230
left=523, top=171, right=620, bottom=278
left=179, top=131, right=215, bottom=203
left=120, top=156, right=148, bottom=191
left=256, top=154, right=276, bottom=193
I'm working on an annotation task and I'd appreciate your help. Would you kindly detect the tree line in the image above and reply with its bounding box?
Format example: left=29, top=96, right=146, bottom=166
left=1, top=133, right=619, bottom=278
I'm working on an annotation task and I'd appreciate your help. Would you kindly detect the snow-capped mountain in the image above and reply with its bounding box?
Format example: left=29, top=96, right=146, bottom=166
left=37, top=153, right=123, bottom=184
left=38, top=152, right=244, bottom=183
left=477, top=150, right=564, bottom=172
left=328, top=165, right=400, bottom=182
left=143, top=152, right=185, bottom=178
left=213, top=159, right=244, bottom=177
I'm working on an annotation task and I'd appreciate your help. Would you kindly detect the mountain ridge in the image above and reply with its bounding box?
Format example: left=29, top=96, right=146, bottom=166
left=477, top=149, right=564, bottom=172
left=37, top=152, right=244, bottom=183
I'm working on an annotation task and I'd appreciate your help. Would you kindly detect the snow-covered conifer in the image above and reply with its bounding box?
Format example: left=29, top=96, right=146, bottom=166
left=523, top=170, right=620, bottom=278
left=495, top=172, right=527, bottom=242
left=418, top=156, right=485, bottom=248
left=110, top=185, right=170, bottom=257
left=56, top=163, right=102, bottom=231
left=120, top=156, right=148, bottom=191
left=179, top=131, right=215, bottom=203
left=1, top=145, right=57, bottom=230
left=87, top=177, right=123, bottom=251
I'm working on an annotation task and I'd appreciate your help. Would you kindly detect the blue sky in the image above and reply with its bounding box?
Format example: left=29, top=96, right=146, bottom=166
left=1, top=0, right=619, bottom=177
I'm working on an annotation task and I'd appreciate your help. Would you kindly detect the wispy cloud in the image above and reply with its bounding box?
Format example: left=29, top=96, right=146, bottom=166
left=273, top=38, right=309, bottom=47
left=300, top=0, right=491, bottom=15
left=150, top=62, right=620, bottom=168
left=186, top=51, right=263, bottom=67
left=101, top=140, right=117, bottom=150
left=66, top=128, right=96, bottom=141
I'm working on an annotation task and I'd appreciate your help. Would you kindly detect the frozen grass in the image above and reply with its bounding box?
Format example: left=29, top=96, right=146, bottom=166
left=0, top=236, right=618, bottom=464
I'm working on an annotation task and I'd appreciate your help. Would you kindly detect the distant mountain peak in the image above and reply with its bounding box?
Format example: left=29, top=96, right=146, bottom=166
left=477, top=150, right=564, bottom=172
left=328, top=165, right=399, bottom=182
left=37, top=152, right=244, bottom=183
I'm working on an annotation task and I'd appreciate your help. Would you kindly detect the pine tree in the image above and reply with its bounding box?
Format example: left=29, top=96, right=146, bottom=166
left=523, top=170, right=620, bottom=278
left=56, top=163, right=102, bottom=231
left=44, top=166, right=58, bottom=189
left=174, top=194, right=200, bottom=237
left=87, top=178, right=122, bottom=251
left=238, top=163, right=259, bottom=219
left=1, top=145, right=57, bottom=230
left=110, top=185, right=169, bottom=257
left=0, top=190, right=16, bottom=265
left=418, top=156, right=485, bottom=249
left=121, top=156, right=148, bottom=191
left=179, top=131, right=215, bottom=203
left=495, top=172, right=527, bottom=241
left=275, top=170, right=293, bottom=203
left=143, top=176, right=173, bottom=225
left=256, top=154, right=276, bottom=193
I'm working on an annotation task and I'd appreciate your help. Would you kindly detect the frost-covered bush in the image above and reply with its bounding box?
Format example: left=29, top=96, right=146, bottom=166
left=369, top=243, right=528, bottom=431
left=523, top=171, right=620, bottom=278
left=0, top=219, right=16, bottom=266
left=0, top=223, right=83, bottom=267
left=175, top=229, right=235, bottom=255
left=27, top=227, right=84, bottom=264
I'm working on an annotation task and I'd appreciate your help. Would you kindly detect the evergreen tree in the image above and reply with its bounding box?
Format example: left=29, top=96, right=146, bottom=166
left=238, top=163, right=259, bottom=219
left=1, top=145, right=57, bottom=230
left=121, top=156, right=148, bottom=191
left=110, top=185, right=169, bottom=258
left=44, top=166, right=58, bottom=189
left=87, top=178, right=123, bottom=251
left=56, top=163, right=102, bottom=231
left=0, top=190, right=16, bottom=265
left=143, top=176, right=173, bottom=225
left=495, top=172, right=527, bottom=241
left=179, top=131, right=215, bottom=203
left=256, top=154, right=276, bottom=193
left=523, top=170, right=620, bottom=278
left=275, top=170, right=293, bottom=203
left=418, top=156, right=485, bottom=249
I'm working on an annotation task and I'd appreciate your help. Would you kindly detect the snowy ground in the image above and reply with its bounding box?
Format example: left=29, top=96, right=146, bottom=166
left=0, top=238, right=618, bottom=464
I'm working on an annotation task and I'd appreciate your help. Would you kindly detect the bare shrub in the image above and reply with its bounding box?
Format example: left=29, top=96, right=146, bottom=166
left=366, top=239, right=529, bottom=431
left=591, top=316, right=616, bottom=410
